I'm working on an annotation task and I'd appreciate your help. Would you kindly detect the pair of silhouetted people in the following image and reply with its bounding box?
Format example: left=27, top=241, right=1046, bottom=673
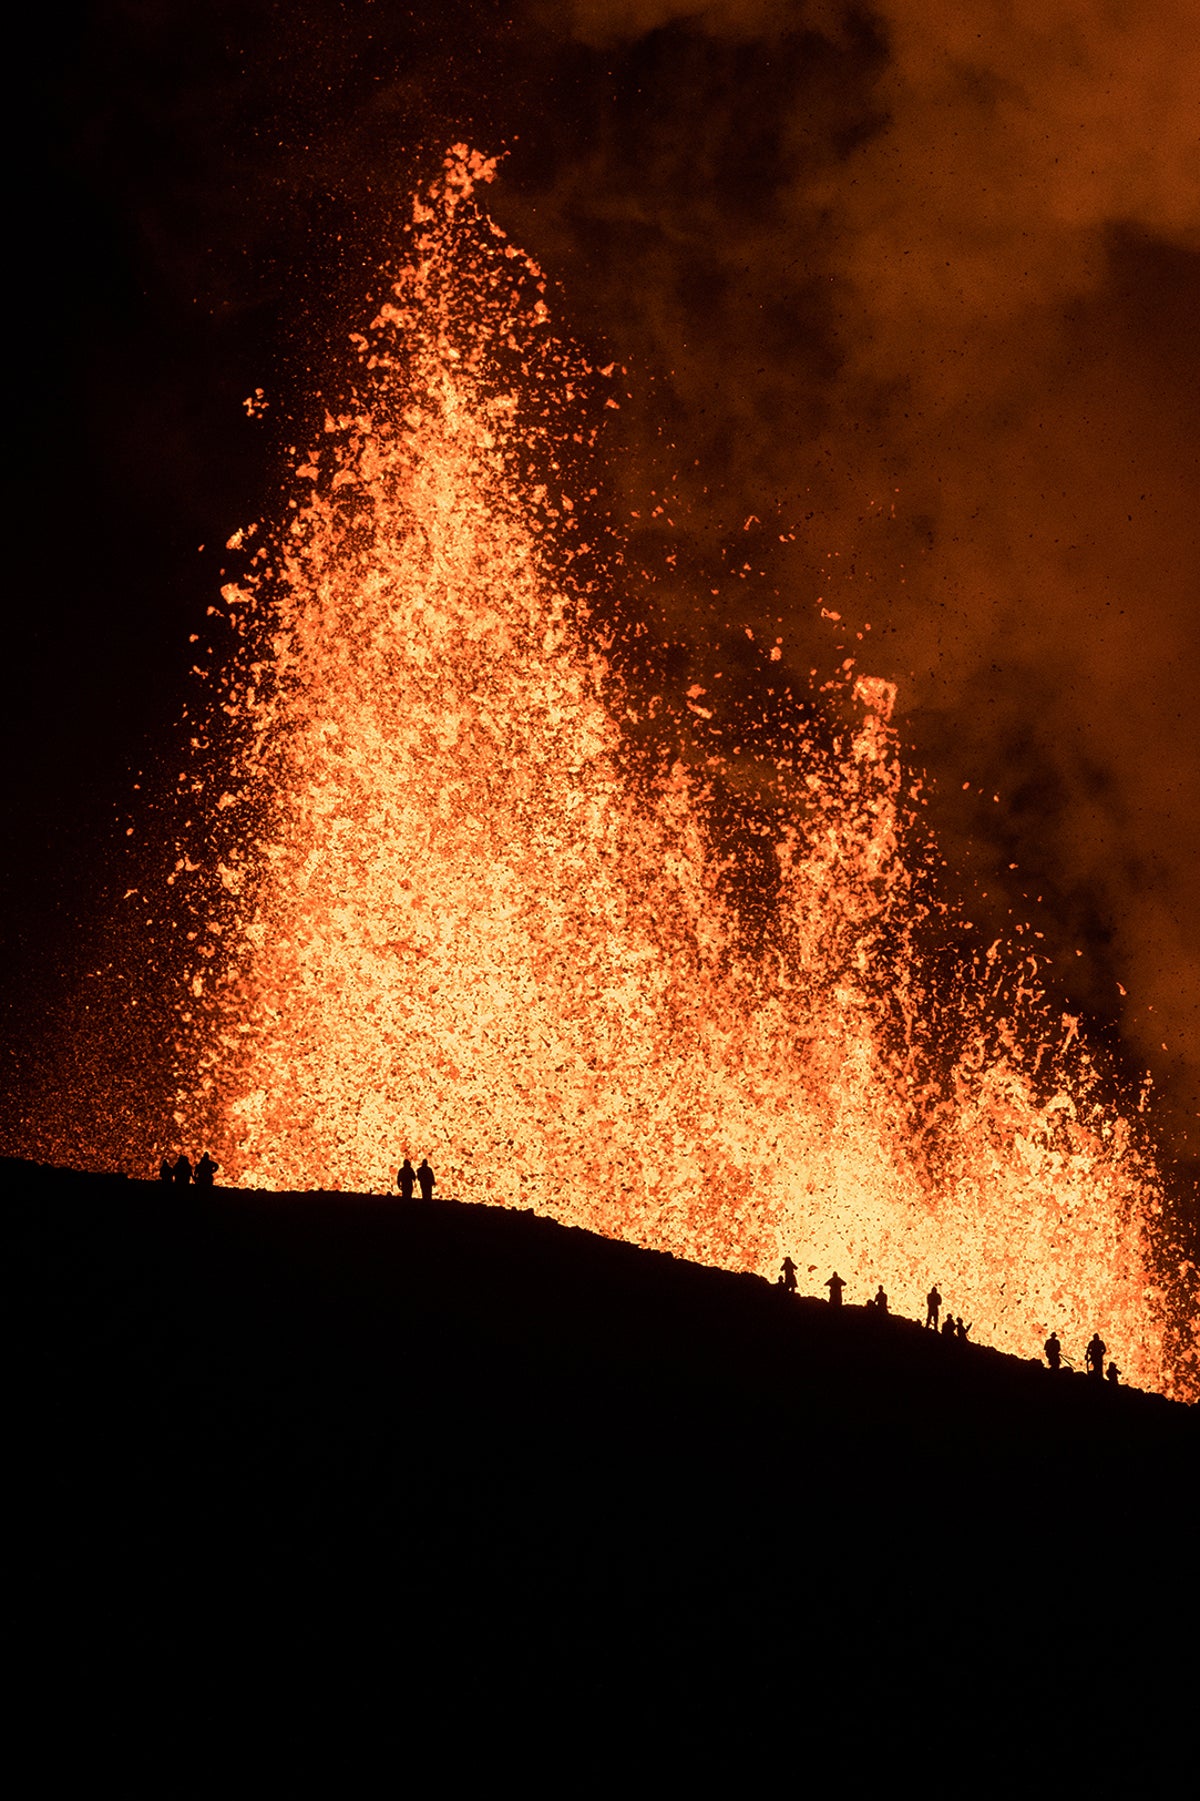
left=788, top=1270, right=895, bottom=1311
left=397, top=1157, right=436, bottom=1202
left=158, top=1152, right=218, bottom=1188
left=923, top=1285, right=968, bottom=1339
left=1044, top=1330, right=1118, bottom=1382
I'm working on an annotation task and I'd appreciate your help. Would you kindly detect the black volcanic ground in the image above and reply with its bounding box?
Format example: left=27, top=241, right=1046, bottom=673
left=8, top=1159, right=1195, bottom=1782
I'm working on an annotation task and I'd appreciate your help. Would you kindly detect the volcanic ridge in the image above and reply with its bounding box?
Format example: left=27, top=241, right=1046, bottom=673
left=8, top=1157, right=1195, bottom=1779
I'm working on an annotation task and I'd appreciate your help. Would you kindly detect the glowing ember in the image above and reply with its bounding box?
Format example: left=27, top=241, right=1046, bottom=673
left=175, top=149, right=1193, bottom=1399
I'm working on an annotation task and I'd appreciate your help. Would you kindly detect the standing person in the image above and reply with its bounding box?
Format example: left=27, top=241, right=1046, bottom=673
left=417, top=1158, right=436, bottom=1202
left=195, top=1153, right=219, bottom=1188
left=1086, top=1332, right=1107, bottom=1380
left=172, top=1154, right=193, bottom=1187
left=825, top=1271, right=846, bottom=1306
left=397, top=1158, right=417, bottom=1201
left=925, top=1284, right=942, bottom=1330
left=780, top=1256, right=798, bottom=1294
left=873, top=1285, right=888, bottom=1314
left=1044, top=1330, right=1062, bottom=1371
left=158, top=1158, right=173, bottom=1184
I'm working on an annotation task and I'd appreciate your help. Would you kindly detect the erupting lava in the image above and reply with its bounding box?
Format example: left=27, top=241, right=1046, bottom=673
left=175, top=150, right=1192, bottom=1397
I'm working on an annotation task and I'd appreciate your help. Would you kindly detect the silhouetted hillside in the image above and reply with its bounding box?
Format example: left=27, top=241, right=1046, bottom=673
left=7, top=1159, right=1195, bottom=1784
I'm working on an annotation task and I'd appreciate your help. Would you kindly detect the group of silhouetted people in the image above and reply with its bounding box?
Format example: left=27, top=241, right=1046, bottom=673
left=780, top=1259, right=1128, bottom=1385
left=1044, top=1328, right=1120, bottom=1384
left=779, top=1263, right=973, bottom=1337
left=154, top=1150, right=438, bottom=1199
left=158, top=1152, right=218, bottom=1188
left=775, top=1259, right=1000, bottom=1352
left=397, top=1157, right=436, bottom=1201
left=800, top=1268, right=1122, bottom=1380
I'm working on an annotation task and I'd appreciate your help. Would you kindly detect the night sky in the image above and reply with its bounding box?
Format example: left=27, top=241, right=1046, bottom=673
left=6, top=2, right=1197, bottom=1233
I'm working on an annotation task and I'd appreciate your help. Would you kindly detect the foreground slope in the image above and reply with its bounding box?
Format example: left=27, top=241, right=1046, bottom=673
left=7, top=1158, right=1196, bottom=1779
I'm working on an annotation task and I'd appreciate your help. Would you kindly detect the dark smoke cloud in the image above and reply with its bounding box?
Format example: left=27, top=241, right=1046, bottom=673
left=500, top=0, right=1200, bottom=1192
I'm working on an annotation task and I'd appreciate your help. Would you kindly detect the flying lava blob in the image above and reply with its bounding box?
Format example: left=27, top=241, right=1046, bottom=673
left=176, top=148, right=1194, bottom=1399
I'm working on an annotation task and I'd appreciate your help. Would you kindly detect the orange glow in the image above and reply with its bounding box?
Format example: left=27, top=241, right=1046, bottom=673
left=177, top=149, right=1195, bottom=1399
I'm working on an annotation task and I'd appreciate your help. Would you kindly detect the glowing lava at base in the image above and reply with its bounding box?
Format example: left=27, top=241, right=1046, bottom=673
left=177, top=150, right=1193, bottom=1398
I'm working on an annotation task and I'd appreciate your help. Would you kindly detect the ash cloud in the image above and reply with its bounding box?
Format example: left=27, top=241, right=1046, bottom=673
left=502, top=0, right=1200, bottom=1189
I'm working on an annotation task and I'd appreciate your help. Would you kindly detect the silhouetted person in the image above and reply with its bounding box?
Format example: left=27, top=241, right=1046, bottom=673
left=941, top=1312, right=957, bottom=1338
left=956, top=1317, right=970, bottom=1341
left=874, top=1285, right=888, bottom=1313
left=158, top=1159, right=173, bottom=1184
left=172, top=1154, right=192, bottom=1187
left=417, top=1157, right=436, bottom=1202
left=1044, top=1331, right=1062, bottom=1371
left=1106, top=1361, right=1121, bottom=1386
left=397, top=1158, right=416, bottom=1200
left=195, top=1153, right=218, bottom=1188
left=780, top=1256, right=798, bottom=1294
left=1086, top=1332, right=1107, bottom=1380
left=925, top=1285, right=942, bottom=1330
left=825, top=1271, right=845, bottom=1306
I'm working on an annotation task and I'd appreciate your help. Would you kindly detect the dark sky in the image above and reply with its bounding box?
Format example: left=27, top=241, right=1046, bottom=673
left=6, top=1, right=1198, bottom=1222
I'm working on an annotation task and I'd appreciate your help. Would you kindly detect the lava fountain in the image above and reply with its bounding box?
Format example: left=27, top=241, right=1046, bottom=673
left=175, top=149, right=1193, bottom=1398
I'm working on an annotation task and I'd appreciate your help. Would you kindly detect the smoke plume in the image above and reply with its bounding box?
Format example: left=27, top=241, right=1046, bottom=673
left=502, top=0, right=1200, bottom=1193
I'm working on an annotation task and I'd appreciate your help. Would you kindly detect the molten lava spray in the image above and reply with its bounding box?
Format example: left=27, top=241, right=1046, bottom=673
left=177, top=150, right=1193, bottom=1398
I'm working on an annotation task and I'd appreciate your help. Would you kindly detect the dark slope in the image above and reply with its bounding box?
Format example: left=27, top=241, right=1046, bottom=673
left=7, top=1159, right=1196, bottom=1783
